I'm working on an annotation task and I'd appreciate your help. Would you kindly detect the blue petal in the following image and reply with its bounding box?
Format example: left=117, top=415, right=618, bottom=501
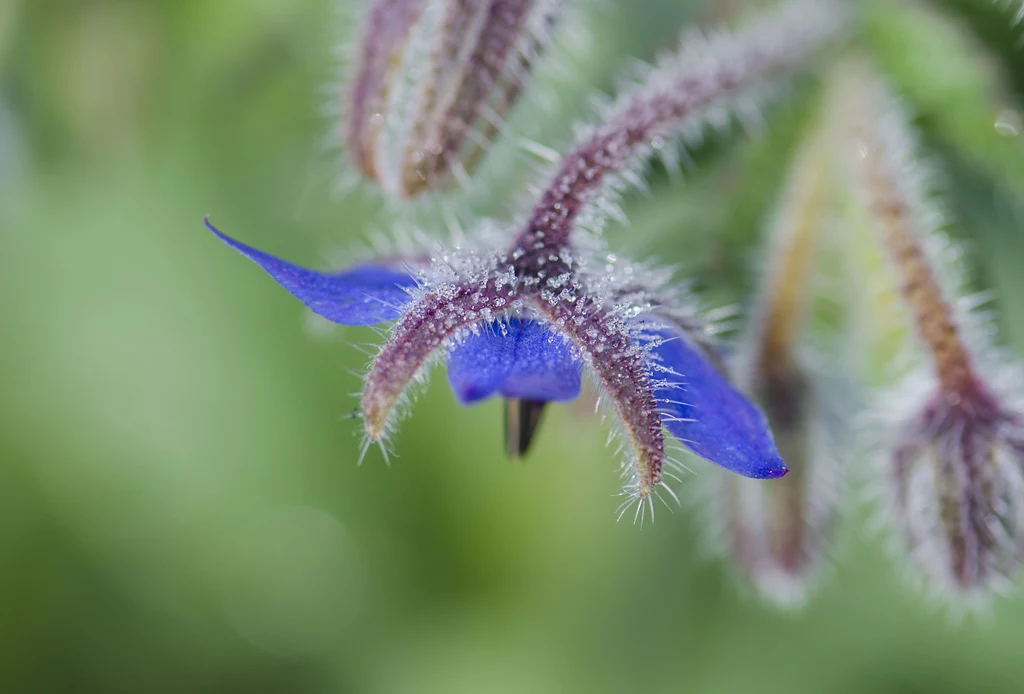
left=644, top=322, right=787, bottom=479
left=501, top=321, right=583, bottom=401
left=446, top=320, right=583, bottom=404
left=206, top=217, right=417, bottom=325
left=445, top=324, right=516, bottom=403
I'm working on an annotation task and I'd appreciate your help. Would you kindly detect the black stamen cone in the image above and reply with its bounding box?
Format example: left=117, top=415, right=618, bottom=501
left=504, top=399, right=548, bottom=459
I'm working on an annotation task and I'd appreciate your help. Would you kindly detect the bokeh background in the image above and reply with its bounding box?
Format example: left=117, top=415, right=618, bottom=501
left=3, top=1, right=1024, bottom=693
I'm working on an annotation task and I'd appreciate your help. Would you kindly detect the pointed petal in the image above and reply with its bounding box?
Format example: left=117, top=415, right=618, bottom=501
left=445, top=323, right=516, bottom=404
left=645, top=324, right=788, bottom=479
left=445, top=319, right=582, bottom=405
left=206, top=217, right=416, bottom=325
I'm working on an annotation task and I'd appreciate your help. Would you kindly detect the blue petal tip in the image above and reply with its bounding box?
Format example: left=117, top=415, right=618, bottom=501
left=204, top=215, right=416, bottom=325
left=643, top=320, right=788, bottom=480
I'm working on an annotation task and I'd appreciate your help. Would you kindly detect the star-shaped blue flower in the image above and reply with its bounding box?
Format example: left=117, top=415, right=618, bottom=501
left=207, top=218, right=786, bottom=491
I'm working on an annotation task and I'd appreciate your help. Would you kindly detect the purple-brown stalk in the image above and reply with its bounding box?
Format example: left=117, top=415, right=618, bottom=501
left=361, top=1, right=845, bottom=498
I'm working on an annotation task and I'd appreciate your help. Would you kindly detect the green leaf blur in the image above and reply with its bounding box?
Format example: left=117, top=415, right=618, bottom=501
left=2, top=1, right=1024, bottom=693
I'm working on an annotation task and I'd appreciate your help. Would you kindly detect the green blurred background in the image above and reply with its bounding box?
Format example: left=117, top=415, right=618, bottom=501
left=3, top=1, right=1024, bottom=692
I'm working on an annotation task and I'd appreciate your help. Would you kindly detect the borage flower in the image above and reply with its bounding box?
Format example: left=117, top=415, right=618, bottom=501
left=208, top=218, right=786, bottom=516
left=210, top=0, right=848, bottom=513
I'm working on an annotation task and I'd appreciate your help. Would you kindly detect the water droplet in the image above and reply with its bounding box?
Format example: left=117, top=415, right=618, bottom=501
left=995, top=109, right=1021, bottom=137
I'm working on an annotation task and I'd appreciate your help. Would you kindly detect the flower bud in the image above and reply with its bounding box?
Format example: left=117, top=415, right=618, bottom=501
left=717, top=111, right=846, bottom=607
left=838, top=63, right=1024, bottom=600
left=344, top=0, right=564, bottom=198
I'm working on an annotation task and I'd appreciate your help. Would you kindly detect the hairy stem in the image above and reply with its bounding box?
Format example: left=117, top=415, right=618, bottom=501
left=347, top=0, right=426, bottom=180
left=513, top=0, right=845, bottom=255
left=400, top=0, right=541, bottom=195
left=847, top=69, right=979, bottom=396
